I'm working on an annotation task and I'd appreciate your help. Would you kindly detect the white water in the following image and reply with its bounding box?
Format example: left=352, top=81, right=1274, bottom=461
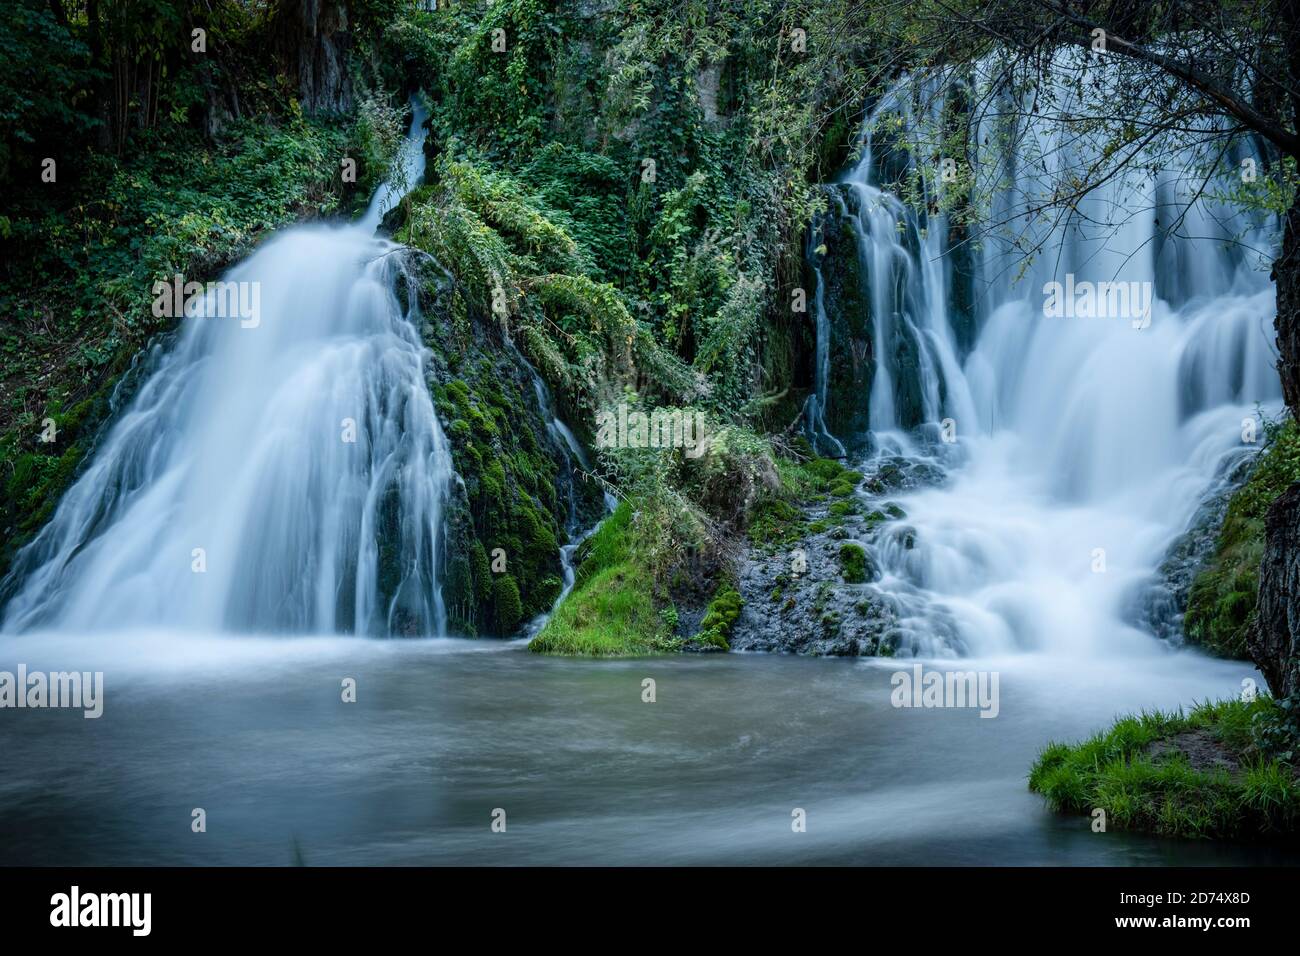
left=2, top=106, right=454, bottom=636
left=826, top=63, right=1282, bottom=658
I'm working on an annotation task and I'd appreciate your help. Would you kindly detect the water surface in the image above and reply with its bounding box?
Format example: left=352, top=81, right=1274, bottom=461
left=1, top=633, right=1292, bottom=866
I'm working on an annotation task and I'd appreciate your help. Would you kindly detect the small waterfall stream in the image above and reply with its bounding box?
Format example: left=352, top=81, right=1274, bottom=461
left=2, top=105, right=456, bottom=636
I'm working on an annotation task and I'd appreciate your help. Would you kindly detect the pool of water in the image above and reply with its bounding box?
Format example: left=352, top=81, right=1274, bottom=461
left=0, top=632, right=1294, bottom=865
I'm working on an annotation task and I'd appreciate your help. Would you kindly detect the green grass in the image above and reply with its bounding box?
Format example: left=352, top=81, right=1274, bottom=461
left=1029, top=696, right=1300, bottom=839
left=528, top=503, right=674, bottom=656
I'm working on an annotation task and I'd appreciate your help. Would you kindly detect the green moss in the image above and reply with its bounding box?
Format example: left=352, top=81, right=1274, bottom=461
left=493, top=575, right=524, bottom=633
left=1185, top=418, right=1300, bottom=658
left=1028, top=696, right=1300, bottom=839
left=747, top=497, right=805, bottom=548
left=828, top=499, right=858, bottom=517
left=689, top=586, right=742, bottom=651
left=838, top=542, right=868, bottom=583
left=828, top=478, right=856, bottom=497
left=805, top=458, right=848, bottom=482
left=529, top=504, right=673, bottom=656
left=424, top=319, right=595, bottom=635
left=469, top=540, right=493, bottom=603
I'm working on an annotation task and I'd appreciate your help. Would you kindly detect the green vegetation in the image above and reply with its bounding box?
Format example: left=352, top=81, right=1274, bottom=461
left=690, top=587, right=743, bottom=651
left=1029, top=696, right=1300, bottom=839
left=746, top=455, right=862, bottom=550
left=529, top=502, right=675, bottom=655
left=1185, top=417, right=1300, bottom=657
left=429, top=358, right=580, bottom=635
left=370, top=0, right=912, bottom=645
left=838, top=542, right=868, bottom=583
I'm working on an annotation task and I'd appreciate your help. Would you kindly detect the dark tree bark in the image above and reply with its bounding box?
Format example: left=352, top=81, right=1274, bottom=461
left=1274, top=203, right=1300, bottom=415
left=1253, top=1, right=1300, bottom=698
left=275, top=0, right=354, bottom=115
left=1254, top=484, right=1300, bottom=698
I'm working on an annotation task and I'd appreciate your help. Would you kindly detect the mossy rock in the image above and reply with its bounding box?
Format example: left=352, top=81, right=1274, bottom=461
left=838, top=542, right=869, bottom=583
left=493, top=576, right=524, bottom=633
left=1184, top=419, right=1300, bottom=658
left=687, top=586, right=742, bottom=651
left=747, top=497, right=805, bottom=547
left=411, top=256, right=603, bottom=637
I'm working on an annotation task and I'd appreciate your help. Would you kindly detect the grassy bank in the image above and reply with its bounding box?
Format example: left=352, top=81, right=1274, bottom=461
left=529, top=503, right=677, bottom=656
left=1029, top=696, right=1300, bottom=839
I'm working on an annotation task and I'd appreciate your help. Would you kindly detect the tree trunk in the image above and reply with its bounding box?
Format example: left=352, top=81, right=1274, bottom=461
left=1256, top=213, right=1300, bottom=695
left=1255, top=179, right=1300, bottom=698
left=276, top=0, right=354, bottom=115
left=1274, top=199, right=1300, bottom=411
left=1253, top=483, right=1300, bottom=698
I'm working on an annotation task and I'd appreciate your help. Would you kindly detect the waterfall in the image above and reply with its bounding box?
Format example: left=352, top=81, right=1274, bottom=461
left=803, top=228, right=847, bottom=459
left=2, top=103, right=456, bottom=637
left=512, top=341, right=618, bottom=635
left=814, top=58, right=1282, bottom=657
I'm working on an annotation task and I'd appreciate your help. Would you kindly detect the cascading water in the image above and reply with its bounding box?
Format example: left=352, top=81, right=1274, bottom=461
left=512, top=341, right=619, bottom=633
left=1, top=104, right=455, bottom=637
left=813, top=60, right=1282, bottom=658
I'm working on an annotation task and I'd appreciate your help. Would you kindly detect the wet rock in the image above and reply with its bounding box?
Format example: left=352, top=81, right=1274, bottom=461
left=860, top=456, right=947, bottom=496
left=730, top=503, right=896, bottom=656
left=1131, top=452, right=1253, bottom=642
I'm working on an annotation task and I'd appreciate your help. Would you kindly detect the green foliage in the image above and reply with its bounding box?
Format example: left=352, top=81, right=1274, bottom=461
left=1029, top=696, right=1300, bottom=839
left=1253, top=692, right=1300, bottom=764
left=0, top=0, right=96, bottom=181
left=1186, top=417, right=1300, bottom=657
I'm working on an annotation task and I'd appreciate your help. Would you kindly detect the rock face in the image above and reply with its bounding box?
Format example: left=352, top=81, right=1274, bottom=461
left=1254, top=196, right=1300, bottom=696
left=407, top=255, right=605, bottom=637
left=811, top=197, right=873, bottom=447
left=1253, top=483, right=1300, bottom=698
left=729, top=455, right=951, bottom=656
left=730, top=513, right=898, bottom=656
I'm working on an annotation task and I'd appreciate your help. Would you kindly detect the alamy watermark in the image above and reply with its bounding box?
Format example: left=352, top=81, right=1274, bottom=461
left=595, top=403, right=709, bottom=459
left=890, top=664, right=999, bottom=718
left=1042, top=274, right=1152, bottom=329
left=151, top=273, right=261, bottom=328
left=50, top=886, right=150, bottom=936
left=0, top=665, right=103, bottom=718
